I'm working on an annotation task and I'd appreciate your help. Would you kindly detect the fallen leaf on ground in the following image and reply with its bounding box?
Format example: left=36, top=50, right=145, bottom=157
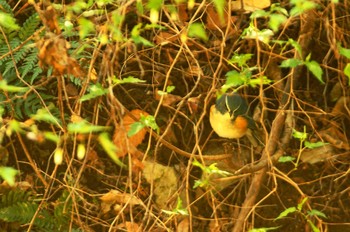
left=100, top=189, right=143, bottom=214
left=300, top=144, right=334, bottom=164
left=142, top=160, right=178, bottom=209
left=113, top=109, right=149, bottom=158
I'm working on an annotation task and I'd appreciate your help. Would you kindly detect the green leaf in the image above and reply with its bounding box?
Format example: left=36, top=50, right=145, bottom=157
left=78, top=18, right=95, bottom=39
left=98, top=133, right=126, bottom=167
left=223, top=70, right=247, bottom=89
left=242, top=24, right=274, bottom=45
left=290, top=0, right=318, bottom=16
left=166, top=85, right=175, bottom=93
left=7, top=120, right=23, bottom=135
left=157, top=85, right=175, bottom=96
left=307, top=220, right=320, bottom=232
left=111, top=10, right=125, bottom=28
left=162, top=197, right=188, bottom=215
left=275, top=207, right=297, bottom=220
left=188, top=23, right=208, bottom=41
left=213, top=0, right=226, bottom=23
left=136, top=0, right=144, bottom=14
left=0, top=166, right=19, bottom=186
left=0, top=80, right=29, bottom=92
left=146, top=0, right=163, bottom=10
left=193, top=179, right=208, bottom=189
left=144, top=23, right=166, bottom=30
left=0, top=106, right=4, bottom=118
left=140, top=115, right=159, bottom=133
left=131, top=23, right=155, bottom=46
left=307, top=209, right=327, bottom=218
left=292, top=129, right=307, bottom=140
left=304, top=141, right=328, bottom=149
left=278, top=156, right=296, bottom=163
left=248, top=227, right=280, bottom=232
left=31, top=105, right=61, bottom=126
left=127, top=121, right=145, bottom=137
left=305, top=60, right=324, bottom=84
left=132, top=35, right=155, bottom=46
left=0, top=12, right=20, bottom=31
left=297, top=197, right=308, bottom=211
left=207, top=163, right=231, bottom=176
left=269, top=14, right=287, bottom=32
left=229, top=53, right=253, bottom=68
left=112, top=76, right=146, bottom=85
left=270, top=3, right=289, bottom=16
left=250, top=9, right=269, bottom=19
left=192, top=159, right=205, bottom=171
left=344, top=63, right=350, bottom=86
left=67, top=121, right=110, bottom=134
left=80, top=84, right=108, bottom=102
left=131, top=23, right=142, bottom=37
left=95, top=0, right=114, bottom=7
left=280, top=58, right=303, bottom=68
left=43, top=132, right=60, bottom=143
left=288, top=39, right=303, bottom=57
left=337, top=43, right=350, bottom=59
left=248, top=76, right=273, bottom=88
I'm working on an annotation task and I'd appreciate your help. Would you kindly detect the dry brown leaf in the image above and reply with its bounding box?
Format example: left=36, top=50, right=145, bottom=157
left=100, top=190, right=142, bottom=205
left=320, top=127, right=350, bottom=150
left=142, top=160, right=178, bottom=209
left=177, top=217, right=190, bottom=232
left=154, top=89, right=182, bottom=106
left=125, top=222, right=140, bottom=232
left=231, top=0, right=271, bottom=12
left=116, top=222, right=140, bottom=232
left=329, top=82, right=343, bottom=102
left=300, top=144, right=334, bottom=164
left=100, top=190, right=142, bottom=214
left=37, top=32, right=84, bottom=77
left=100, top=190, right=143, bottom=205
left=113, top=109, right=149, bottom=158
left=177, top=3, right=189, bottom=23
left=206, top=5, right=229, bottom=30
left=331, top=96, right=350, bottom=117
left=40, top=5, right=61, bottom=33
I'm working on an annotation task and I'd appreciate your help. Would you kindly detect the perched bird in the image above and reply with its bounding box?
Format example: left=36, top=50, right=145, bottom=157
left=209, top=93, right=256, bottom=141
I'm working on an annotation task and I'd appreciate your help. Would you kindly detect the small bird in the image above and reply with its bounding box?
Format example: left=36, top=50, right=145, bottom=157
left=209, top=93, right=256, bottom=140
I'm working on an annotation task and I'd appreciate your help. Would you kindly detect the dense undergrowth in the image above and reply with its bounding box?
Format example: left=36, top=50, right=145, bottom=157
left=1, top=0, right=350, bottom=231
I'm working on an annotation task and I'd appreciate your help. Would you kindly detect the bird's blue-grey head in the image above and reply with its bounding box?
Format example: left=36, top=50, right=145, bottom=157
left=215, top=93, right=256, bottom=129
left=215, top=93, right=248, bottom=115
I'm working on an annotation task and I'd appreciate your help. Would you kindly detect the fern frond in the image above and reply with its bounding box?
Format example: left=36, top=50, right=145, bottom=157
left=0, top=0, right=13, bottom=15
left=12, top=92, right=55, bottom=119
left=2, top=45, right=33, bottom=76
left=1, top=189, right=32, bottom=208
left=0, top=38, right=21, bottom=66
left=19, top=13, right=41, bottom=40
left=20, top=47, right=42, bottom=83
left=0, top=200, right=57, bottom=231
left=0, top=202, right=38, bottom=224
left=0, top=181, right=81, bottom=230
